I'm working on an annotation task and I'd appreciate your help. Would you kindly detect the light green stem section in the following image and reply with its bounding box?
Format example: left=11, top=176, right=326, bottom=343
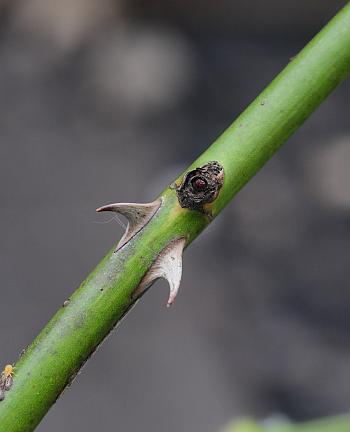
left=1, top=3, right=350, bottom=431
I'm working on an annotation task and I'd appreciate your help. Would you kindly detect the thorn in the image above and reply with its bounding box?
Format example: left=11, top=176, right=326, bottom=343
left=134, top=237, right=186, bottom=307
left=96, top=199, right=162, bottom=250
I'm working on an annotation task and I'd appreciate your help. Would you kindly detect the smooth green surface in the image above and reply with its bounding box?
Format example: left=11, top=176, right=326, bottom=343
left=1, top=3, right=350, bottom=431
left=180, top=1, right=350, bottom=217
left=225, top=416, right=350, bottom=432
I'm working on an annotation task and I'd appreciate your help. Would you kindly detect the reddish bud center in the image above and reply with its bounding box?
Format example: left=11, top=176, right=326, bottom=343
left=192, top=177, right=207, bottom=191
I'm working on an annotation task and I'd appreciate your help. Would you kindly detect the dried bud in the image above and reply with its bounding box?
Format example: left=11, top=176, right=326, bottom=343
left=175, top=161, right=224, bottom=213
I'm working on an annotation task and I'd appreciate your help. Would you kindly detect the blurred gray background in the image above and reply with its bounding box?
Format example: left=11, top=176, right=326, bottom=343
left=0, top=1, right=350, bottom=431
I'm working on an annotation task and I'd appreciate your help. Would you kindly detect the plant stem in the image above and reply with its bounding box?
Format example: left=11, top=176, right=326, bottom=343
left=1, top=3, right=350, bottom=431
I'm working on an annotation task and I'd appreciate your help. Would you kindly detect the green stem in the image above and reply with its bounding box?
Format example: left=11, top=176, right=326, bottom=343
left=1, top=3, right=350, bottom=431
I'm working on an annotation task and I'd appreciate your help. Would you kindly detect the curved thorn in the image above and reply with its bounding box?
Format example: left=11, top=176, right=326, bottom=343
left=96, top=199, right=162, bottom=250
left=134, top=237, right=186, bottom=307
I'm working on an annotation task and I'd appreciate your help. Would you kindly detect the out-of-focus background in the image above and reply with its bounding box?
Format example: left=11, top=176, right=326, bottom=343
left=0, top=1, right=350, bottom=431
